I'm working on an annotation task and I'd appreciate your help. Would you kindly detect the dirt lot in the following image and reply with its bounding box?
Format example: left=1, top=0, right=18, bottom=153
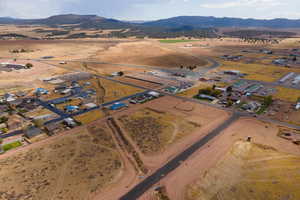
left=265, top=100, right=300, bottom=125
left=86, top=77, right=144, bottom=103
left=92, top=41, right=208, bottom=68
left=141, top=118, right=300, bottom=200
left=216, top=60, right=300, bottom=82
left=112, top=96, right=229, bottom=169
left=0, top=125, right=122, bottom=200
left=186, top=141, right=300, bottom=200
left=74, top=110, right=105, bottom=125
left=0, top=59, right=68, bottom=92
left=0, top=39, right=122, bottom=61
left=118, top=107, right=200, bottom=155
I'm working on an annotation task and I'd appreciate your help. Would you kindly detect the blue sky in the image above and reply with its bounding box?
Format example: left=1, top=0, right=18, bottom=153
left=0, top=0, right=299, bottom=20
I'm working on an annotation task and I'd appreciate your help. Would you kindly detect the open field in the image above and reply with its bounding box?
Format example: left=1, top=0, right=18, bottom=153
left=0, top=126, right=122, bottom=200
left=74, top=109, right=105, bottom=124
left=186, top=141, right=300, bottom=200
left=91, top=41, right=208, bottom=68
left=265, top=100, right=300, bottom=125
left=217, top=60, right=300, bottom=82
left=273, top=86, right=300, bottom=102
left=0, top=39, right=123, bottom=61
left=86, top=77, right=144, bottom=103
left=0, top=59, right=68, bottom=91
left=159, top=39, right=198, bottom=43
left=118, top=107, right=200, bottom=155
left=149, top=118, right=300, bottom=200
left=114, top=96, right=229, bottom=161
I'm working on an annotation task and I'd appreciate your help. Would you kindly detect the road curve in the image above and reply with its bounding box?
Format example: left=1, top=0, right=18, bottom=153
left=119, top=113, right=240, bottom=200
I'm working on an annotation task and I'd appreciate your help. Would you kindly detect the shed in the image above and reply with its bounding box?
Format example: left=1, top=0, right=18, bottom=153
left=65, top=105, right=79, bottom=112
left=148, top=91, right=160, bottom=98
left=64, top=118, right=77, bottom=127
left=44, top=123, right=62, bottom=135
left=110, top=102, right=128, bottom=110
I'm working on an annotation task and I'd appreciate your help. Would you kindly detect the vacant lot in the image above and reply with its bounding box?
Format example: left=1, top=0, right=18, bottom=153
left=92, top=41, right=208, bottom=68
left=119, top=107, right=201, bottom=155
left=0, top=126, right=121, bottom=200
left=217, top=60, right=300, bottom=82
left=74, top=109, right=105, bottom=125
left=159, top=40, right=198, bottom=43
left=186, top=141, right=300, bottom=200
left=0, top=59, right=68, bottom=91
left=86, top=77, right=143, bottom=103
left=273, top=86, right=300, bottom=102
left=0, top=39, right=121, bottom=61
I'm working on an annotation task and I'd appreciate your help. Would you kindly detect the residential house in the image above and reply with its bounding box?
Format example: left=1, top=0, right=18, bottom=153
left=25, top=126, right=44, bottom=139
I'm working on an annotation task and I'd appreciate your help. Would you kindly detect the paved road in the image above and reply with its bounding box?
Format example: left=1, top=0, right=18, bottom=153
left=240, top=78, right=300, bottom=91
left=0, top=130, right=24, bottom=139
left=119, top=113, right=240, bottom=200
left=43, top=90, right=151, bottom=125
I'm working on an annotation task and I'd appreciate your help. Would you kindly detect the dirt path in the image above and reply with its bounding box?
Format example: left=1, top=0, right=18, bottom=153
left=50, top=139, right=80, bottom=200
left=167, top=122, right=179, bottom=145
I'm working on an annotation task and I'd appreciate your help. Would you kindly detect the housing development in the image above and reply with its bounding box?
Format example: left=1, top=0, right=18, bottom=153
left=0, top=12, right=300, bottom=200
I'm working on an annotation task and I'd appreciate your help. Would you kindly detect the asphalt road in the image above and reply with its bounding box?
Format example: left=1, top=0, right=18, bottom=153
left=42, top=90, right=151, bottom=125
left=0, top=130, right=23, bottom=139
left=119, top=113, right=240, bottom=200
left=239, top=78, right=300, bottom=90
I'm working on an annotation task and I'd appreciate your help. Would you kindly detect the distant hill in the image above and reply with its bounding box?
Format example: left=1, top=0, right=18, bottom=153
left=142, top=16, right=300, bottom=29
left=2, top=14, right=300, bottom=29
left=0, top=14, right=133, bottom=29
left=0, top=14, right=299, bottom=39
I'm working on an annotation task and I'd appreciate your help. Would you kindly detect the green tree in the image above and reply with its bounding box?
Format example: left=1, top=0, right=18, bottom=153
left=263, top=95, right=273, bottom=107
left=0, top=138, right=3, bottom=153
left=25, top=63, right=33, bottom=69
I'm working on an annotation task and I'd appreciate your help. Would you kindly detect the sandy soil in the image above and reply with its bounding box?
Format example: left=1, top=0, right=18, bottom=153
left=186, top=140, right=300, bottom=200
left=140, top=118, right=300, bottom=200
left=0, top=39, right=124, bottom=60
left=0, top=59, right=68, bottom=92
left=114, top=96, right=229, bottom=169
left=0, top=124, right=123, bottom=200
left=92, top=40, right=208, bottom=68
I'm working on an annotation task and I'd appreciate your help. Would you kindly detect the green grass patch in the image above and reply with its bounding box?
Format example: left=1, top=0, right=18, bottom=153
left=159, top=39, right=197, bottom=43
left=2, top=141, right=22, bottom=152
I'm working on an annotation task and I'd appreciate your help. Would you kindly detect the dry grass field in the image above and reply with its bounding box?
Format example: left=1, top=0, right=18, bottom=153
left=118, top=107, right=201, bottom=155
left=0, top=59, right=69, bottom=91
left=185, top=140, right=300, bottom=200
left=217, top=60, right=300, bottom=82
left=92, top=41, right=208, bottom=68
left=74, top=109, right=105, bottom=124
left=0, top=126, right=121, bottom=200
left=86, top=77, right=143, bottom=103
left=273, top=87, right=300, bottom=102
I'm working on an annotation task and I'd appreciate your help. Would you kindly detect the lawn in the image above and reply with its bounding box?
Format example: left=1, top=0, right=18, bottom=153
left=159, top=39, right=198, bottom=43
left=2, top=141, right=22, bottom=152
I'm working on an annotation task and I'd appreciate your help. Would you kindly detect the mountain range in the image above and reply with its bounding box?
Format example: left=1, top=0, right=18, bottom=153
left=1, top=14, right=300, bottom=29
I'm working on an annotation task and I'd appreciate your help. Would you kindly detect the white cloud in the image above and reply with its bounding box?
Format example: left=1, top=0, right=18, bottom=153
left=201, top=0, right=284, bottom=9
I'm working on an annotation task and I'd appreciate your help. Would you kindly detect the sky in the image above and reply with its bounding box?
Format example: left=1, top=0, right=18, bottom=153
left=0, top=0, right=300, bottom=20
